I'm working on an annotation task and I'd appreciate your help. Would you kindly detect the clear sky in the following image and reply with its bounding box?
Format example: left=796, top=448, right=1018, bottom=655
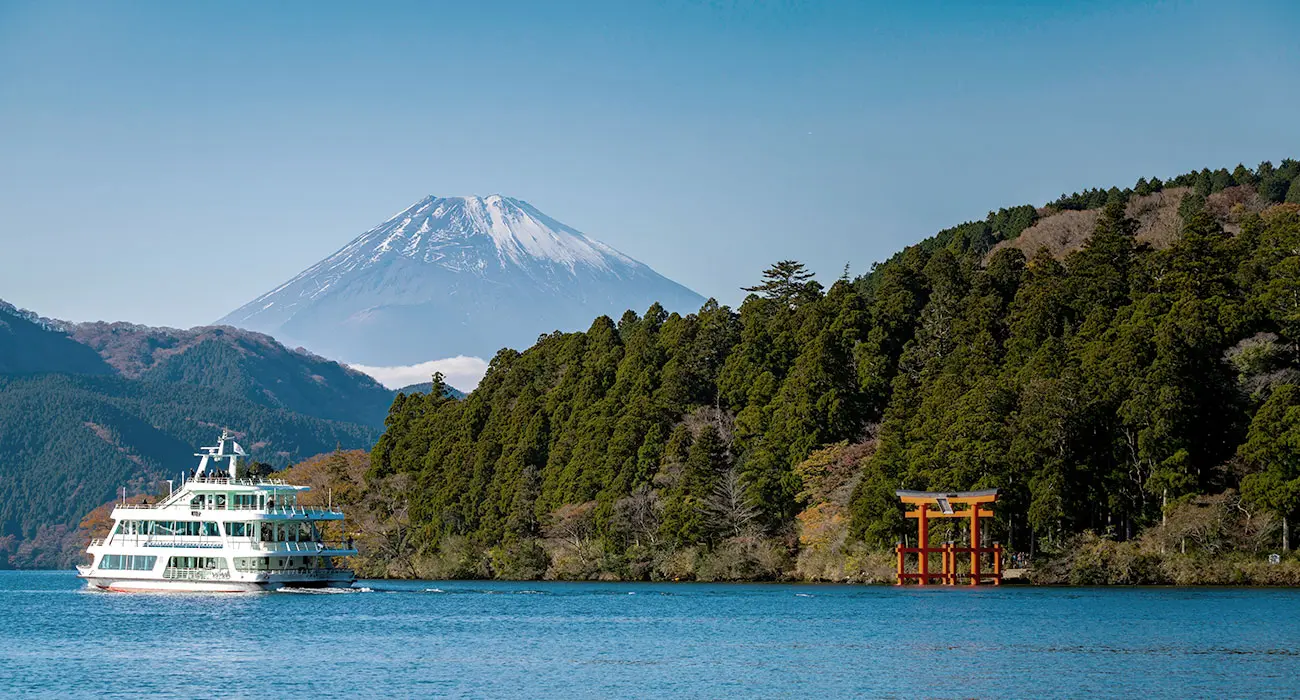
left=1, top=0, right=1298, bottom=329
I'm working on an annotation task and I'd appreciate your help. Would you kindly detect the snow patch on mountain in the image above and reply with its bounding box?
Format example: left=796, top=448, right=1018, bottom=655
left=218, top=194, right=705, bottom=364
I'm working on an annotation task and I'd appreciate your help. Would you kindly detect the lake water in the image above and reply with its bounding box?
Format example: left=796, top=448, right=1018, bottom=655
left=3, top=571, right=1299, bottom=698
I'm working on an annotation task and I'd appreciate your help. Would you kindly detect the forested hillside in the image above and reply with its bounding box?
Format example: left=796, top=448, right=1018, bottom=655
left=0, top=309, right=392, bottom=568
left=0, top=374, right=380, bottom=568
left=70, top=322, right=395, bottom=427
left=364, top=160, right=1300, bottom=582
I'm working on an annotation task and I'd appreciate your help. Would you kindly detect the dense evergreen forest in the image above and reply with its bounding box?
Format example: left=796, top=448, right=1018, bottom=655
left=361, top=160, right=1300, bottom=583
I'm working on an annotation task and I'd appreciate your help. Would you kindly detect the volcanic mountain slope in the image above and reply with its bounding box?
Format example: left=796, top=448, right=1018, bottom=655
left=218, top=195, right=706, bottom=364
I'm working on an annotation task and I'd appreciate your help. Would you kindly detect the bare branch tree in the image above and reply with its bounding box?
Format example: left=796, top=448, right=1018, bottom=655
left=359, top=473, right=419, bottom=578
left=614, top=484, right=662, bottom=547
left=704, top=469, right=759, bottom=539
left=544, top=501, right=598, bottom=562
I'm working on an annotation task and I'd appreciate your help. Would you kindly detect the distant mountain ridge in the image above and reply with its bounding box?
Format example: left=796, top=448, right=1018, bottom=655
left=0, top=301, right=113, bottom=376
left=218, top=195, right=706, bottom=364
left=69, top=322, right=396, bottom=427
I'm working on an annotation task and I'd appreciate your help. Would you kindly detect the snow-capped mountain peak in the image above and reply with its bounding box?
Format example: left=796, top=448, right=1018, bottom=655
left=360, top=195, right=635, bottom=274
left=218, top=194, right=704, bottom=365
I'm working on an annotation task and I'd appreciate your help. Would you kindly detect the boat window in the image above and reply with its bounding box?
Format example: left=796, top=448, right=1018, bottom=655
left=234, top=557, right=270, bottom=572
left=215, top=494, right=227, bottom=509
left=202, top=522, right=220, bottom=537
left=99, top=554, right=157, bottom=570
left=166, top=556, right=227, bottom=570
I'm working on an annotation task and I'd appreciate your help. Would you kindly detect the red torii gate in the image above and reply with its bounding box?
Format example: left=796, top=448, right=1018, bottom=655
left=895, top=489, right=1002, bottom=586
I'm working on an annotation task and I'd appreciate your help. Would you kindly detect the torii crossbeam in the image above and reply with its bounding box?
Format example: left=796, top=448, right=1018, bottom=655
left=895, top=489, right=1002, bottom=586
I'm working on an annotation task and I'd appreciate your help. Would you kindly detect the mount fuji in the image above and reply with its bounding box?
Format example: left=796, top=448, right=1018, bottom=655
left=218, top=195, right=706, bottom=366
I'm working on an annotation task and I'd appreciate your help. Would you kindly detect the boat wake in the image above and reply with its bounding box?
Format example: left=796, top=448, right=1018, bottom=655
left=276, top=586, right=372, bottom=594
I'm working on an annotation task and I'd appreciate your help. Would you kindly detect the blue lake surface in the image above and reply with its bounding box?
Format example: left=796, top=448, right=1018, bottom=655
left=3, top=570, right=1300, bottom=698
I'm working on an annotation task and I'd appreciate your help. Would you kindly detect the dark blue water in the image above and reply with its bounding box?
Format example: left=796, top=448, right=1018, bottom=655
left=3, top=571, right=1299, bottom=698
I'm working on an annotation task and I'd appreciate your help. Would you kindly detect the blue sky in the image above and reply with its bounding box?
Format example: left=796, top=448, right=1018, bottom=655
left=1, top=0, right=1298, bottom=329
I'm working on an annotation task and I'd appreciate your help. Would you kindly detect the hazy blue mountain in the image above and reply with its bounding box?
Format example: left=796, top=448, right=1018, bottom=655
left=70, top=322, right=395, bottom=428
left=218, top=195, right=706, bottom=364
left=0, top=301, right=113, bottom=376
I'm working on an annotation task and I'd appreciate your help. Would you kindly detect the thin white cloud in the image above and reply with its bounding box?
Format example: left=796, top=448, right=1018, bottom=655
left=350, top=356, right=489, bottom=392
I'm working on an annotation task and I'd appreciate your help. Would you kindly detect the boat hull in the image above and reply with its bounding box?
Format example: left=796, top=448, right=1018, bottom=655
left=80, top=573, right=355, bottom=593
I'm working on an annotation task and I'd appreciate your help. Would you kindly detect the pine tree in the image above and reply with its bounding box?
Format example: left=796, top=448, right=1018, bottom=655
left=1287, top=177, right=1300, bottom=205
left=742, top=261, right=816, bottom=306
left=1239, top=386, right=1300, bottom=550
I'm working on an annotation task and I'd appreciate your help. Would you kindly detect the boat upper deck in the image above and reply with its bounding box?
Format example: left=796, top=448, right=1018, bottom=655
left=107, top=431, right=341, bottom=521
left=184, top=476, right=309, bottom=491
left=111, top=501, right=345, bottom=520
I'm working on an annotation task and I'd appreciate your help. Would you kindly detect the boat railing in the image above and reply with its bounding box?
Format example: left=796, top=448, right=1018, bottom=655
left=163, top=567, right=233, bottom=581
left=246, top=567, right=354, bottom=579
left=99, top=534, right=353, bottom=552
left=102, top=534, right=225, bottom=549
left=225, top=504, right=344, bottom=516
left=112, top=503, right=342, bottom=516
left=142, top=538, right=225, bottom=549
left=187, top=477, right=290, bottom=486
left=262, top=505, right=343, bottom=517
left=250, top=541, right=356, bottom=553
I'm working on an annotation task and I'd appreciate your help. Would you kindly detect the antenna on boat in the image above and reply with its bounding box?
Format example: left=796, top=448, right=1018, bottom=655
left=166, top=479, right=174, bottom=496
left=194, top=429, right=246, bottom=480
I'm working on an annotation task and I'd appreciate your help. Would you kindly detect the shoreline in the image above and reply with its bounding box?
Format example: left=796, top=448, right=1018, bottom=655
left=15, top=569, right=1300, bottom=588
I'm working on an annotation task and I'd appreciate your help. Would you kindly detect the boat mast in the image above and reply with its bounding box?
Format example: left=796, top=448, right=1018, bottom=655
left=193, top=429, right=247, bottom=480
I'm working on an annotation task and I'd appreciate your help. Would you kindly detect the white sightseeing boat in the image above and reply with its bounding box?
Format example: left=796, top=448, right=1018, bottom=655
left=77, top=431, right=357, bottom=592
